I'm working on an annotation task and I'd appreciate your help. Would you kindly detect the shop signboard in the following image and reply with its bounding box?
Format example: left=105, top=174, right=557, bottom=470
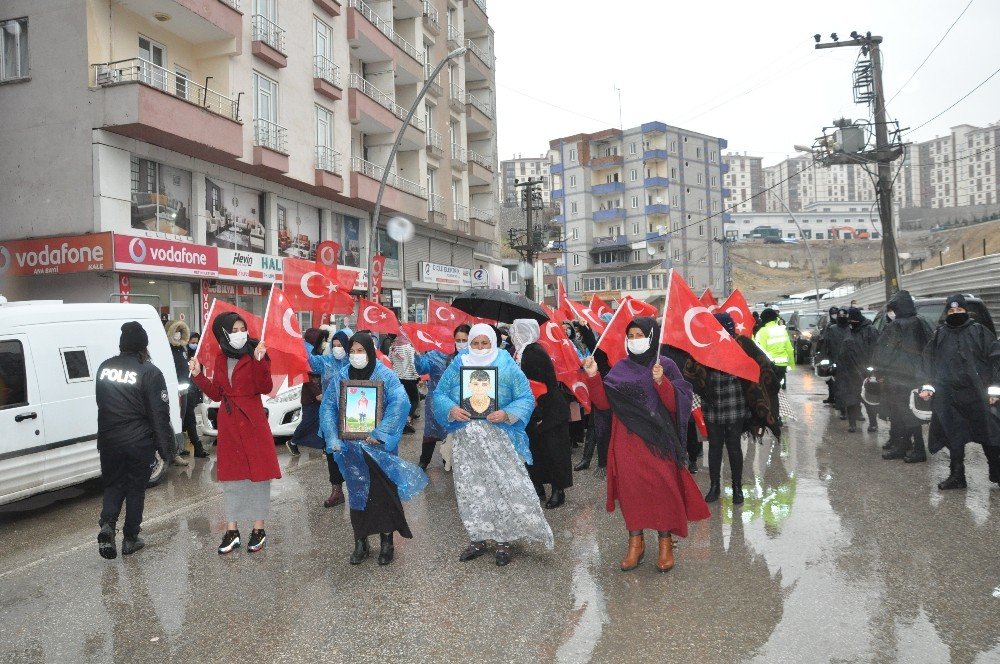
left=0, top=232, right=114, bottom=276
left=471, top=267, right=489, bottom=287
left=203, top=282, right=270, bottom=297
left=419, top=261, right=472, bottom=287
left=217, top=248, right=283, bottom=282
left=119, top=274, right=132, bottom=303
left=113, top=234, right=218, bottom=277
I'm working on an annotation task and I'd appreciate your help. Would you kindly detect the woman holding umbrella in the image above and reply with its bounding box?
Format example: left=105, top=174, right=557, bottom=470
left=583, top=317, right=709, bottom=572
left=433, top=323, right=553, bottom=566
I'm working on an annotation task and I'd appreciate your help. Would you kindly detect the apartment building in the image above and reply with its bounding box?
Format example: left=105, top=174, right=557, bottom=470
left=500, top=154, right=552, bottom=207
left=722, top=153, right=765, bottom=213
left=0, top=0, right=500, bottom=325
left=723, top=201, right=884, bottom=241
left=549, top=122, right=728, bottom=304
left=910, top=122, right=1000, bottom=209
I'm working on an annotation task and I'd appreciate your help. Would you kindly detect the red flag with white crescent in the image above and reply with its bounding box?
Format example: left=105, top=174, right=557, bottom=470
left=260, top=286, right=310, bottom=397
left=196, top=299, right=261, bottom=382
left=700, top=287, right=720, bottom=311
left=718, top=289, right=755, bottom=337
left=538, top=321, right=590, bottom=411
left=589, top=294, right=613, bottom=318
left=660, top=270, right=759, bottom=382
left=557, top=277, right=575, bottom=321
left=563, top=297, right=607, bottom=335
left=593, top=296, right=659, bottom=367
left=358, top=297, right=401, bottom=334
left=282, top=257, right=355, bottom=314
left=401, top=322, right=456, bottom=355
left=541, top=302, right=569, bottom=324
left=428, top=299, right=468, bottom=328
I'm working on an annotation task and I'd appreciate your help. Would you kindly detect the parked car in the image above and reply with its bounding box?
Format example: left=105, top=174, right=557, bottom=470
left=787, top=310, right=825, bottom=364
left=871, top=295, right=995, bottom=336
left=0, top=301, right=185, bottom=506
left=201, top=383, right=304, bottom=442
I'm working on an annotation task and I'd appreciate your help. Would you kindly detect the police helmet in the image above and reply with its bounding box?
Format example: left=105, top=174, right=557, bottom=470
left=909, top=389, right=933, bottom=422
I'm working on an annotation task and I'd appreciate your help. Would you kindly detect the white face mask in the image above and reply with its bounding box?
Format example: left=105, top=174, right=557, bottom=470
left=228, top=331, right=248, bottom=350
left=332, top=346, right=346, bottom=360
left=471, top=347, right=492, bottom=356
left=173, top=331, right=182, bottom=341
left=455, top=341, right=469, bottom=352
left=626, top=337, right=651, bottom=355
left=886, top=311, right=896, bottom=321
left=349, top=353, right=369, bottom=369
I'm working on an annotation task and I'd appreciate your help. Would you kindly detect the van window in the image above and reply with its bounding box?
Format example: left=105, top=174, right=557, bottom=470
left=60, top=347, right=92, bottom=382
left=0, top=340, right=28, bottom=409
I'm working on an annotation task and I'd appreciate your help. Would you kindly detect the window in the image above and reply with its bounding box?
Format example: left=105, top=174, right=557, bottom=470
left=137, top=35, right=167, bottom=89
left=632, top=222, right=639, bottom=234
left=573, top=254, right=580, bottom=266
left=671, top=194, right=679, bottom=207
left=670, top=167, right=677, bottom=179
left=670, top=140, right=677, bottom=152
left=315, top=18, right=334, bottom=71
left=570, top=201, right=578, bottom=213
left=630, top=169, right=638, bottom=182
left=698, top=199, right=704, bottom=211
left=316, top=104, right=333, bottom=147
left=569, top=148, right=577, bottom=162
left=569, top=175, right=577, bottom=188
left=253, top=71, right=279, bottom=123
left=572, top=227, right=579, bottom=240
left=60, top=347, right=92, bottom=383
left=255, top=0, right=278, bottom=21
left=697, top=173, right=703, bottom=184
left=174, top=65, right=191, bottom=100
left=633, top=250, right=642, bottom=262
left=698, top=224, right=704, bottom=236
left=509, top=270, right=519, bottom=284
left=651, top=274, right=662, bottom=289
left=710, top=150, right=717, bottom=162
left=574, top=280, right=581, bottom=292
left=630, top=196, right=639, bottom=208
left=0, top=339, right=26, bottom=407
left=711, top=175, right=717, bottom=187
left=696, top=147, right=702, bottom=159
left=631, top=275, right=647, bottom=289
left=1, top=18, right=28, bottom=81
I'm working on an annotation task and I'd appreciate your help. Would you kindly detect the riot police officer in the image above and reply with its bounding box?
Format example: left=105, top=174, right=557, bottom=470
left=96, top=322, right=174, bottom=559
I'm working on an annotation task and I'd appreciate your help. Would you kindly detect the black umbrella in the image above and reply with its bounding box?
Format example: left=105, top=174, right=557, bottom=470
left=451, top=288, right=550, bottom=324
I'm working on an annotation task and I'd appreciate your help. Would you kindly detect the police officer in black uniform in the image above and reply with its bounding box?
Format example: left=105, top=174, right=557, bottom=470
left=96, top=322, right=174, bottom=559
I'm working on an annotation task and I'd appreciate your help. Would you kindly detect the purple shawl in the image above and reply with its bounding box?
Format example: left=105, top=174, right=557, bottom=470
left=604, top=353, right=693, bottom=466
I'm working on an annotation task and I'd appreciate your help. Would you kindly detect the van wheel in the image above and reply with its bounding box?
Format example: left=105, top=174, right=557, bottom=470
left=147, top=451, right=167, bottom=488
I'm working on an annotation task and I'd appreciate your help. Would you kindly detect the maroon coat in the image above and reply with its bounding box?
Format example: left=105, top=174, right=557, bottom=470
left=194, top=353, right=281, bottom=482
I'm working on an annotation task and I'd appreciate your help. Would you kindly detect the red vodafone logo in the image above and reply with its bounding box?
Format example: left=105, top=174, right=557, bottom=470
left=114, top=234, right=218, bottom=276
left=0, top=246, right=10, bottom=275
left=128, top=238, right=147, bottom=263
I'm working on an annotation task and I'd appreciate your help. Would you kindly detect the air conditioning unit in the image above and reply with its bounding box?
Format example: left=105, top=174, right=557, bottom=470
left=96, top=66, right=121, bottom=85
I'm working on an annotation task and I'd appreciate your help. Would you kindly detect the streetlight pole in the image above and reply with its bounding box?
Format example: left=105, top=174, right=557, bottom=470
left=367, top=46, right=468, bottom=300
left=769, top=191, right=823, bottom=312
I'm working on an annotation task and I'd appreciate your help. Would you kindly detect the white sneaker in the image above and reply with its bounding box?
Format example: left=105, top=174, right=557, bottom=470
left=171, top=455, right=189, bottom=467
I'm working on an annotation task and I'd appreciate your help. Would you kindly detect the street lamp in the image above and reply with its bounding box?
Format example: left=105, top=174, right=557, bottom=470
left=367, top=46, right=468, bottom=300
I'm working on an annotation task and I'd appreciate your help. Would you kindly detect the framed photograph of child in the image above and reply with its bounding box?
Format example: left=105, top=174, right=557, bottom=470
left=339, top=380, right=384, bottom=439
left=460, top=367, right=499, bottom=419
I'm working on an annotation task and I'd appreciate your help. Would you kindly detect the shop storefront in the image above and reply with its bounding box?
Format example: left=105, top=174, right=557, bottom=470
left=405, top=261, right=471, bottom=322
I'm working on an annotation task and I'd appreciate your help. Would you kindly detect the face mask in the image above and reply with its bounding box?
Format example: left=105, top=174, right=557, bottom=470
left=886, top=311, right=896, bottom=321
left=228, top=331, right=248, bottom=349
left=173, top=331, right=182, bottom=341
left=188, top=343, right=198, bottom=351
left=946, top=312, right=969, bottom=327
left=471, top=347, right=492, bottom=356
left=626, top=337, right=651, bottom=355
left=332, top=346, right=346, bottom=360
left=349, top=353, right=369, bottom=369
left=837, top=317, right=849, bottom=326
left=455, top=341, right=469, bottom=352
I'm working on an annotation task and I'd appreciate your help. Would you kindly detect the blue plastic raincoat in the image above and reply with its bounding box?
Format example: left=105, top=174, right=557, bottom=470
left=414, top=350, right=453, bottom=441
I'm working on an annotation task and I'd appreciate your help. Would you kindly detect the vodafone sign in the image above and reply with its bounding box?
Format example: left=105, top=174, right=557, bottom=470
left=0, top=233, right=113, bottom=276
left=114, top=234, right=218, bottom=277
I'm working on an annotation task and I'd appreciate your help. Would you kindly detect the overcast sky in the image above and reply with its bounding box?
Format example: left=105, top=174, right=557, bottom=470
left=488, top=0, right=1000, bottom=167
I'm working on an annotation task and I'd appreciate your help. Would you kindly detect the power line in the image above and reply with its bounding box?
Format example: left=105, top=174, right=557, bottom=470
left=905, top=64, right=1000, bottom=136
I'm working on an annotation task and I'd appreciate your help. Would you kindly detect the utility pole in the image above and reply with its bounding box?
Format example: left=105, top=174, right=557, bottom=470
left=814, top=32, right=901, bottom=301
left=511, top=178, right=544, bottom=300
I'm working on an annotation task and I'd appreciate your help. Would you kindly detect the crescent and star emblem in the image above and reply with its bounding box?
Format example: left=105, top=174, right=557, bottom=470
left=682, top=306, right=727, bottom=348
left=300, top=271, right=324, bottom=299
left=281, top=308, right=301, bottom=338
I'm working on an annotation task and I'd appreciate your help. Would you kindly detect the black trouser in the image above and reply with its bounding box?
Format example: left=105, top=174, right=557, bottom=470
left=886, top=386, right=922, bottom=452
left=419, top=437, right=438, bottom=466
left=401, top=379, right=420, bottom=419
left=863, top=402, right=878, bottom=426
left=826, top=378, right=835, bottom=401
left=182, top=397, right=204, bottom=452
left=774, top=366, right=788, bottom=391
left=568, top=419, right=585, bottom=446
left=687, top=419, right=702, bottom=464
left=326, top=452, right=344, bottom=486
left=707, top=420, right=744, bottom=486
left=99, top=443, right=156, bottom=538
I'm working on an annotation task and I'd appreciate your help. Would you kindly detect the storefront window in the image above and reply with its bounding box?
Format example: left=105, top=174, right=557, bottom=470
left=407, top=295, right=428, bottom=323
left=342, top=215, right=361, bottom=266
left=205, top=178, right=266, bottom=253
left=276, top=197, right=320, bottom=260
left=129, top=279, right=197, bottom=329
left=202, top=282, right=269, bottom=321
left=377, top=228, right=400, bottom=279
left=130, top=156, right=193, bottom=239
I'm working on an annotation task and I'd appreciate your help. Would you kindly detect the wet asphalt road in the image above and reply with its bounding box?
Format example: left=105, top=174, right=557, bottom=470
left=2, top=369, right=999, bottom=664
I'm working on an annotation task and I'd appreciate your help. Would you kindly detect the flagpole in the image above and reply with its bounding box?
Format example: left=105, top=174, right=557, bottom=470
left=260, top=285, right=276, bottom=344
left=194, top=298, right=217, bottom=363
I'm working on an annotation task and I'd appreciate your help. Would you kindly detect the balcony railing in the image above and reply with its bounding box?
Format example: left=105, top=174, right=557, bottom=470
left=465, top=93, right=493, bottom=118
left=218, top=0, right=240, bottom=8
left=429, top=193, right=446, bottom=214
left=450, top=83, right=465, bottom=104
left=349, top=72, right=426, bottom=131
left=470, top=206, right=492, bottom=221
left=426, top=128, right=443, bottom=151
left=316, top=146, right=342, bottom=173
left=349, top=0, right=424, bottom=64
left=314, top=55, right=341, bottom=87
left=422, top=1, right=440, bottom=29
left=92, top=58, right=240, bottom=121
left=254, top=118, right=288, bottom=153
left=465, top=39, right=494, bottom=68
left=472, top=0, right=487, bottom=13
left=446, top=24, right=462, bottom=48
left=451, top=143, right=468, bottom=163
left=351, top=156, right=427, bottom=198
left=468, top=149, right=492, bottom=170
left=454, top=202, right=469, bottom=220
left=252, top=14, right=285, bottom=53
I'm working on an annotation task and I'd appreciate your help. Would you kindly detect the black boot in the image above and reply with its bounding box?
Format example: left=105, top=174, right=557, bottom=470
left=377, top=533, right=394, bottom=565
left=705, top=482, right=721, bottom=503
left=903, top=430, right=927, bottom=463
left=574, top=436, right=596, bottom=471
left=938, top=462, right=967, bottom=490
left=545, top=489, right=565, bottom=509
left=732, top=482, right=744, bottom=505
left=867, top=420, right=878, bottom=433
left=882, top=439, right=906, bottom=460
left=121, top=535, right=145, bottom=555
left=350, top=537, right=370, bottom=564
left=98, top=522, right=117, bottom=560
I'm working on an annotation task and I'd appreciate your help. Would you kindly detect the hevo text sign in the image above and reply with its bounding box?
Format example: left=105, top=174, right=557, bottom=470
left=0, top=232, right=114, bottom=276
left=114, top=234, right=218, bottom=277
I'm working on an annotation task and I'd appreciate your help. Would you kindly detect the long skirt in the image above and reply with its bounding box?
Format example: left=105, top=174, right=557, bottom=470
left=223, top=479, right=271, bottom=523
left=527, top=422, right=573, bottom=490
left=349, top=453, right=413, bottom=540
left=452, top=422, right=554, bottom=549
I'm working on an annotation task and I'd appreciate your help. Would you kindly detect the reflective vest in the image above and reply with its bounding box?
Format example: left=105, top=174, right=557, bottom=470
left=754, top=321, right=795, bottom=368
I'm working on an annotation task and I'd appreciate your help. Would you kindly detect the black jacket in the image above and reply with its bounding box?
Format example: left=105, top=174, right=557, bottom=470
left=837, top=321, right=879, bottom=408
left=872, top=292, right=933, bottom=389
left=818, top=321, right=851, bottom=365
left=95, top=352, right=174, bottom=457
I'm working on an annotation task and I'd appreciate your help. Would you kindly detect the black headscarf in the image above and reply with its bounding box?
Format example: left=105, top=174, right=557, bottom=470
left=213, top=311, right=257, bottom=360
left=625, top=317, right=660, bottom=366
left=347, top=331, right=377, bottom=380
left=760, top=308, right=778, bottom=325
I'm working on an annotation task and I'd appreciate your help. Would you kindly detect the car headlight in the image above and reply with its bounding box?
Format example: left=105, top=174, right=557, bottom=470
left=268, top=385, right=302, bottom=404
left=801, top=330, right=812, bottom=340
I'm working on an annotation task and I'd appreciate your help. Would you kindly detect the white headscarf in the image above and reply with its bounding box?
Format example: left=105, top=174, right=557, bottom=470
left=510, top=318, right=540, bottom=362
left=462, top=323, right=499, bottom=367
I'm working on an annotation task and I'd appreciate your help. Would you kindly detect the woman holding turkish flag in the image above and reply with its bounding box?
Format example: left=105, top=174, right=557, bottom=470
left=583, top=317, right=709, bottom=573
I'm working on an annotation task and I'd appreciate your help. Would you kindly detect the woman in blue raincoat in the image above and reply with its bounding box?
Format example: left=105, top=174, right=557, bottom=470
left=433, top=323, right=553, bottom=566
left=414, top=323, right=471, bottom=469
left=305, top=327, right=352, bottom=508
left=317, top=331, right=428, bottom=566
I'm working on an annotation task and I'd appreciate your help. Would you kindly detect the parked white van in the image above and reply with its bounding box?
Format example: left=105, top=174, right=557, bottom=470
left=0, top=300, right=185, bottom=506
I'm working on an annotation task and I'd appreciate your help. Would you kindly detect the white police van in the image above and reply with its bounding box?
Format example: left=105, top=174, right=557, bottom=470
left=0, top=300, right=185, bottom=506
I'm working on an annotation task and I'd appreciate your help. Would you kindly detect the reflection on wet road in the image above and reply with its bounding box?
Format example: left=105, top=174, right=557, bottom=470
left=1, top=369, right=998, bottom=663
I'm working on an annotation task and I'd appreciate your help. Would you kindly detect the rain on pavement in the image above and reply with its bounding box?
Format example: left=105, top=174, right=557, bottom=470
left=2, top=369, right=999, bottom=664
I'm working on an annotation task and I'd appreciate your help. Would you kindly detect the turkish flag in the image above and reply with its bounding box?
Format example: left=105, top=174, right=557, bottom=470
left=538, top=321, right=590, bottom=411
left=376, top=348, right=393, bottom=368
left=357, top=297, right=401, bottom=334
left=196, top=299, right=262, bottom=382
left=283, top=257, right=355, bottom=314
left=529, top=379, right=549, bottom=399
left=541, top=302, right=569, bottom=325
left=557, top=277, right=575, bottom=321
left=660, top=270, right=759, bottom=382
left=316, top=241, right=340, bottom=273
left=692, top=405, right=708, bottom=438
left=260, top=286, right=311, bottom=396
left=700, top=287, right=720, bottom=311
left=718, top=289, right=755, bottom=337
left=402, top=322, right=456, bottom=355
left=428, top=299, right=468, bottom=328
left=594, top=296, right=660, bottom=367
left=590, top=294, right=613, bottom=318
left=563, top=298, right=607, bottom=335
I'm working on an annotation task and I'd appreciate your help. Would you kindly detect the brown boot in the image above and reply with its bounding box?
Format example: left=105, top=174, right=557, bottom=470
left=620, top=533, right=645, bottom=571
left=656, top=535, right=675, bottom=572
left=323, top=484, right=345, bottom=508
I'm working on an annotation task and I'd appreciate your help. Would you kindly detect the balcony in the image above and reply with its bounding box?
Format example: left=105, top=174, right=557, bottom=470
left=471, top=216, right=494, bottom=240
left=347, top=0, right=424, bottom=82
left=645, top=203, right=671, bottom=215
left=91, top=58, right=242, bottom=162
left=646, top=231, right=668, bottom=241
left=465, top=92, right=494, bottom=133
left=422, top=1, right=441, bottom=34
left=451, top=143, right=468, bottom=170
left=150, top=0, right=243, bottom=46
left=313, top=0, right=342, bottom=17
left=593, top=208, right=626, bottom=221
left=426, top=128, right=444, bottom=157
left=348, top=73, right=425, bottom=148
left=590, top=235, right=629, bottom=251
left=453, top=203, right=469, bottom=233
left=644, top=149, right=668, bottom=161
left=464, top=0, right=488, bottom=33
left=721, top=163, right=730, bottom=174
left=590, top=154, right=623, bottom=168
left=350, top=156, right=427, bottom=220
left=720, top=138, right=728, bottom=149
left=428, top=193, right=446, bottom=224
left=468, top=149, right=493, bottom=185
left=470, top=206, right=492, bottom=223
left=449, top=83, right=466, bottom=113
left=644, top=176, right=670, bottom=188
left=721, top=187, right=731, bottom=198
left=313, top=55, right=343, bottom=101
left=593, top=182, right=624, bottom=196
left=315, top=146, right=344, bottom=193
left=465, top=39, right=494, bottom=80
left=251, top=14, right=287, bottom=68
left=426, top=68, right=443, bottom=97
left=642, top=121, right=667, bottom=135
left=447, top=24, right=463, bottom=50
left=550, top=163, right=563, bottom=175
left=553, top=265, right=567, bottom=277
left=551, top=188, right=564, bottom=199
left=553, top=214, right=566, bottom=224
left=252, top=118, right=289, bottom=172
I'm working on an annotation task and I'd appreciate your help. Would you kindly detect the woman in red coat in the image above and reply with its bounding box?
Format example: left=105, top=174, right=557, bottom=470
left=583, top=317, right=709, bottom=573
left=190, top=312, right=280, bottom=555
